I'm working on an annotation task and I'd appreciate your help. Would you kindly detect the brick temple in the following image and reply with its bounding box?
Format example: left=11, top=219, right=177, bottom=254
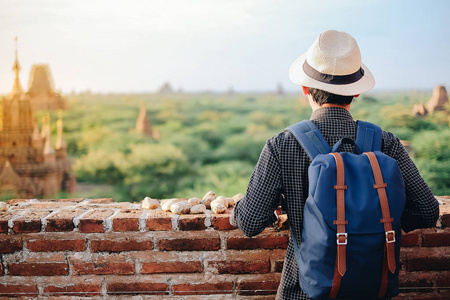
left=0, top=40, right=75, bottom=198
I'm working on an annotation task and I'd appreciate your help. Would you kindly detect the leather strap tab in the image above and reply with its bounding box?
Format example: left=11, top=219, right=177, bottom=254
left=373, top=183, right=387, bottom=189
left=333, top=220, right=349, bottom=225
left=331, top=153, right=347, bottom=277
left=329, top=253, right=342, bottom=299
left=334, top=185, right=348, bottom=190
left=364, top=152, right=396, bottom=274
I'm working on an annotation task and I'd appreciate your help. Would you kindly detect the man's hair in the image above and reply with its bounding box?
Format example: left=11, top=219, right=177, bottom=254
left=309, top=88, right=354, bottom=106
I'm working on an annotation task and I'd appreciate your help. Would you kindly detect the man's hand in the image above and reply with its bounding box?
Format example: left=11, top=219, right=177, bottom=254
left=272, top=206, right=289, bottom=230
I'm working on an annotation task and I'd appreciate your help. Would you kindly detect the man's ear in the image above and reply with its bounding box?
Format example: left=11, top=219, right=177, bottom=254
left=354, top=94, right=360, bottom=98
left=301, top=86, right=310, bottom=95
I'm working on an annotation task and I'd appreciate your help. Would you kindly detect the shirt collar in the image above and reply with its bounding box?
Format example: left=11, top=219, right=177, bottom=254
left=310, top=107, right=354, bottom=122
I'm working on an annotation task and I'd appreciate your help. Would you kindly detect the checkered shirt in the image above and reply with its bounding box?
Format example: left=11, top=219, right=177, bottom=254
left=231, top=107, right=440, bottom=300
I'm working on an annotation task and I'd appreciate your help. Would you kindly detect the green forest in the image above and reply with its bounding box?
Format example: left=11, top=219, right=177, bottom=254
left=41, top=90, right=450, bottom=202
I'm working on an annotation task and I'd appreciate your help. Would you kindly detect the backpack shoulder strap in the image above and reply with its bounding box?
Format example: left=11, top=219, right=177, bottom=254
left=285, top=120, right=331, bottom=160
left=355, top=120, right=382, bottom=152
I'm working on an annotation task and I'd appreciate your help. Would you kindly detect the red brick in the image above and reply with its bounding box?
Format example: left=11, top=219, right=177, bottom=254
left=237, top=274, right=281, bottom=295
left=127, top=249, right=202, bottom=262
left=12, top=210, right=51, bottom=233
left=27, top=239, right=85, bottom=252
left=422, top=229, right=450, bottom=247
left=0, top=238, right=22, bottom=253
left=90, top=238, right=152, bottom=252
left=45, top=210, right=84, bottom=232
left=90, top=198, right=114, bottom=203
left=18, top=252, right=65, bottom=263
left=398, top=270, right=436, bottom=291
left=5, top=199, right=29, bottom=205
left=405, top=247, right=450, bottom=271
left=211, top=215, right=237, bottom=231
left=270, top=249, right=286, bottom=273
left=141, top=261, right=203, bottom=274
left=0, top=212, right=14, bottom=233
left=172, top=282, right=233, bottom=295
left=8, top=262, right=69, bottom=276
left=397, top=290, right=450, bottom=299
left=146, top=210, right=173, bottom=231
left=209, top=259, right=270, bottom=274
left=72, top=262, right=134, bottom=275
left=11, top=202, right=73, bottom=210
left=43, top=284, right=101, bottom=296
left=156, top=231, right=220, bottom=251
left=78, top=209, right=114, bottom=233
left=0, top=283, right=37, bottom=296
left=178, top=215, right=207, bottom=231
left=441, top=213, right=450, bottom=228
left=226, top=231, right=288, bottom=250
left=401, top=230, right=421, bottom=247
left=112, top=209, right=142, bottom=232
left=77, top=203, right=129, bottom=209
left=108, top=281, right=168, bottom=295
left=42, top=198, right=85, bottom=203
left=436, top=271, right=450, bottom=288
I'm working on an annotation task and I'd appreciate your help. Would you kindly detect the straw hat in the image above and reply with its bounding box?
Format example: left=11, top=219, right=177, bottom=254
left=289, top=30, right=375, bottom=96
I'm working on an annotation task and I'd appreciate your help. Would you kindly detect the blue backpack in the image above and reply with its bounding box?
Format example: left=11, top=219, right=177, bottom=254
left=285, top=120, right=406, bottom=299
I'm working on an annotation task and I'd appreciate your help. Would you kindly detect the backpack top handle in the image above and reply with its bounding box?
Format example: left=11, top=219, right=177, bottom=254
left=331, top=138, right=362, bottom=154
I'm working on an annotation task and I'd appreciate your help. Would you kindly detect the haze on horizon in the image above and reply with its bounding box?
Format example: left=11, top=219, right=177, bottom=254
left=1, top=0, right=449, bottom=94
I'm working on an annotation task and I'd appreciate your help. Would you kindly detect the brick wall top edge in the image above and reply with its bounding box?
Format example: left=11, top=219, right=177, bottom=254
left=0, top=197, right=448, bottom=233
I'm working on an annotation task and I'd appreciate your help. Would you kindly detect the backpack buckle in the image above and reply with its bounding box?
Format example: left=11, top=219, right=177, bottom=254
left=336, top=233, right=348, bottom=245
left=385, top=230, right=396, bottom=243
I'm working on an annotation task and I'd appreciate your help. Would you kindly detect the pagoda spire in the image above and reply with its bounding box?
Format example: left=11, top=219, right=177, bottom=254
left=11, top=37, right=23, bottom=97
left=135, top=102, right=152, bottom=137
left=55, top=111, right=66, bottom=150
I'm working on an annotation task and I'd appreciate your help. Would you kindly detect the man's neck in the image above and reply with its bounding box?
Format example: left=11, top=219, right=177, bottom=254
left=320, top=103, right=351, bottom=111
left=308, top=96, right=351, bottom=112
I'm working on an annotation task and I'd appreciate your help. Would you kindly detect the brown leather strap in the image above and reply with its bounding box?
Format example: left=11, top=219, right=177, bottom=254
left=378, top=246, right=389, bottom=298
left=331, top=153, right=347, bottom=277
left=363, top=152, right=396, bottom=274
left=329, top=252, right=342, bottom=299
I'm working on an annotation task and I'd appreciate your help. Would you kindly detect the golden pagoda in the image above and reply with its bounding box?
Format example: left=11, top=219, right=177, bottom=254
left=0, top=38, right=75, bottom=198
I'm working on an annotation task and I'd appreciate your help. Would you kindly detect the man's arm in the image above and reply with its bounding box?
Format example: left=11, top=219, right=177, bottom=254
left=231, top=139, right=283, bottom=237
left=383, top=132, right=440, bottom=232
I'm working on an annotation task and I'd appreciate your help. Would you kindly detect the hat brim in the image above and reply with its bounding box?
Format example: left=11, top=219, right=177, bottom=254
left=289, top=53, right=375, bottom=96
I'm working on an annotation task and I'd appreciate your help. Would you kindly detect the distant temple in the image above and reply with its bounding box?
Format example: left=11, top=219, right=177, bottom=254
left=157, top=82, right=173, bottom=94
left=136, top=103, right=153, bottom=137
left=133, top=103, right=159, bottom=139
left=413, top=85, right=449, bottom=116
left=276, top=83, right=284, bottom=95
left=0, top=39, right=75, bottom=198
left=27, top=64, right=67, bottom=111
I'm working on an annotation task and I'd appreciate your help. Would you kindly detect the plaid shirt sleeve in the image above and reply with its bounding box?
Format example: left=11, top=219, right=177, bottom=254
left=231, top=139, right=282, bottom=237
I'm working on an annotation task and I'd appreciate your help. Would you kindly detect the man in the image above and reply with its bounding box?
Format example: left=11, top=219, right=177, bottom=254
left=230, top=30, right=440, bottom=299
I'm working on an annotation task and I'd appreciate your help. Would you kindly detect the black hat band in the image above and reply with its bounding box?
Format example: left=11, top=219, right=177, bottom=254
left=303, top=60, right=364, bottom=85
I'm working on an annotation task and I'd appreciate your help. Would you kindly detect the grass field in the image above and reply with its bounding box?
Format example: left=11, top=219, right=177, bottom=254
left=35, top=90, right=450, bottom=201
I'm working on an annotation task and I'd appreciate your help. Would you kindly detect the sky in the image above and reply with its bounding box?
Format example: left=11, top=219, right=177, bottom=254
left=1, top=0, right=450, bottom=94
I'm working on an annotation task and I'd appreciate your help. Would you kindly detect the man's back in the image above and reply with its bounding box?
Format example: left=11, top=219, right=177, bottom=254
left=233, top=106, right=439, bottom=299
left=232, top=30, right=439, bottom=299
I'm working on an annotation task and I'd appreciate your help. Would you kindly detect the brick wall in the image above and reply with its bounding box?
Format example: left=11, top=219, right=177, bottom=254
left=0, top=197, right=448, bottom=299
